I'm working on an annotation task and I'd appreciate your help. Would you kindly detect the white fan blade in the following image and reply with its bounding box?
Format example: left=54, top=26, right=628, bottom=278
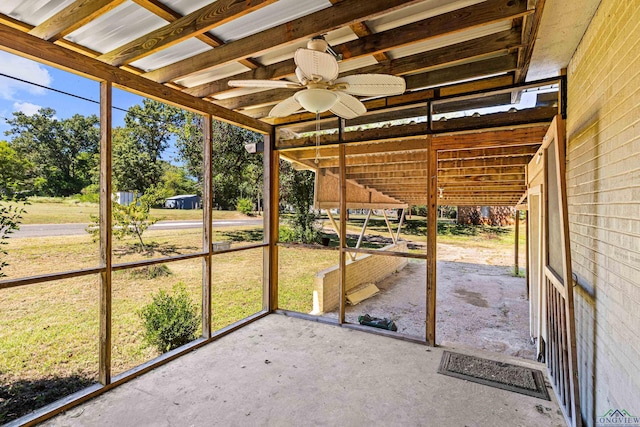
left=269, top=95, right=302, bottom=117
left=294, top=48, right=339, bottom=82
left=330, top=92, right=366, bottom=119
left=334, top=74, right=406, bottom=96
left=228, top=79, right=301, bottom=89
left=295, top=67, right=308, bottom=85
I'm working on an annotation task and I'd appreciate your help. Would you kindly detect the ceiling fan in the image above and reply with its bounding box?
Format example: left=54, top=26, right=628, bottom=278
left=228, top=36, right=406, bottom=119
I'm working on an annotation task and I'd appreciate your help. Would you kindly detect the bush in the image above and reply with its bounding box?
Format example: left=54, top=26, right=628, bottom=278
left=129, top=264, right=171, bottom=279
left=236, top=198, right=253, bottom=215
left=137, top=283, right=199, bottom=353
left=278, top=224, right=297, bottom=242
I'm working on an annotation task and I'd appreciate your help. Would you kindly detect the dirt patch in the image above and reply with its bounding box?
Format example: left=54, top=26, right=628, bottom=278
left=453, top=288, right=489, bottom=307
left=330, top=242, right=535, bottom=360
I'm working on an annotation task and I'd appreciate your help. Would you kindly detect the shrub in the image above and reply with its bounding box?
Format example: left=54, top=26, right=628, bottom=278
left=129, top=264, right=172, bottom=279
left=278, top=224, right=297, bottom=242
left=236, top=198, right=253, bottom=215
left=137, top=283, right=199, bottom=353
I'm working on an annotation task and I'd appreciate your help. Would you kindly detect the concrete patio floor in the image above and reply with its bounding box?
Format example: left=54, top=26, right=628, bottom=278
left=43, top=315, right=564, bottom=427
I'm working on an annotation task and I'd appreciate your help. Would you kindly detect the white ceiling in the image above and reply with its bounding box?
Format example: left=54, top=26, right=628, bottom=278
left=527, top=0, right=602, bottom=81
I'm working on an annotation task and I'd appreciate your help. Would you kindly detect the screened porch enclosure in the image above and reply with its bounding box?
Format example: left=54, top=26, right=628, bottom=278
left=0, top=1, right=587, bottom=425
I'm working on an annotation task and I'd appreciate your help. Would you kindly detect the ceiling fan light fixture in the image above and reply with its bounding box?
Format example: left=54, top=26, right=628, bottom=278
left=294, top=88, right=338, bottom=113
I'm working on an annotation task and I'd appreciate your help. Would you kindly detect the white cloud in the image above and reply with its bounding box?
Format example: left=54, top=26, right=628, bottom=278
left=0, top=51, right=52, bottom=100
left=13, top=101, right=42, bottom=116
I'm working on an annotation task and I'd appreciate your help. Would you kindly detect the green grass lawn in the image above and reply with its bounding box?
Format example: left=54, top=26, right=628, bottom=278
left=0, top=218, right=522, bottom=423
left=16, top=199, right=248, bottom=224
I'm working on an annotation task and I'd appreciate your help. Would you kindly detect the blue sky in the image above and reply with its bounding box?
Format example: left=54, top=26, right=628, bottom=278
left=0, top=50, right=180, bottom=162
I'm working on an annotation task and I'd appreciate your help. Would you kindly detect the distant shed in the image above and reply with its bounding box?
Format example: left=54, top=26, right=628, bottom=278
left=164, top=195, right=201, bottom=210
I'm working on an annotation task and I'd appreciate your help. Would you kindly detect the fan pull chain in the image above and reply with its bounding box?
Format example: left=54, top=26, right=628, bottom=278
left=314, top=112, right=321, bottom=164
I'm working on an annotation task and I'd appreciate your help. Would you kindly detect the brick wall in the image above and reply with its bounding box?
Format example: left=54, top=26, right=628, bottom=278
left=566, top=0, right=640, bottom=423
left=311, top=242, right=409, bottom=314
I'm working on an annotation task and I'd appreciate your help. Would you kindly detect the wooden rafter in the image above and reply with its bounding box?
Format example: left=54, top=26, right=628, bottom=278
left=28, top=0, right=125, bottom=41
left=97, top=0, right=277, bottom=66
left=130, top=0, right=262, bottom=70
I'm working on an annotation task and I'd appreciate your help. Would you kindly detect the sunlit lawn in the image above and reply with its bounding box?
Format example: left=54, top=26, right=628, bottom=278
left=17, top=200, right=248, bottom=224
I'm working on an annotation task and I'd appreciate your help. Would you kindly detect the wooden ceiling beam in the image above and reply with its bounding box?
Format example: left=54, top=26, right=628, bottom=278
left=97, top=0, right=276, bottom=66
left=516, top=0, right=546, bottom=83
left=317, top=152, right=430, bottom=168
left=438, top=156, right=531, bottom=169
left=143, top=0, right=424, bottom=83
left=438, top=166, right=525, bottom=177
left=286, top=139, right=429, bottom=160
left=28, top=0, right=125, bottom=41
left=438, top=174, right=524, bottom=183
left=404, top=54, right=517, bottom=92
left=342, top=163, right=429, bottom=174
left=433, top=124, right=547, bottom=150
left=436, top=144, right=539, bottom=159
left=0, top=23, right=271, bottom=134
left=130, top=0, right=262, bottom=70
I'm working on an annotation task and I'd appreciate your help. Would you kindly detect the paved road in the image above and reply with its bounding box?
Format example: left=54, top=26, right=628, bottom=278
left=11, top=219, right=263, bottom=239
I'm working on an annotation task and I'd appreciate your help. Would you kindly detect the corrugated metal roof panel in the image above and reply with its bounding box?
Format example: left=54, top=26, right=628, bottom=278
left=64, top=1, right=167, bottom=53
left=0, top=0, right=74, bottom=27
left=175, top=62, right=252, bottom=88
left=130, top=38, right=212, bottom=72
left=210, top=0, right=331, bottom=43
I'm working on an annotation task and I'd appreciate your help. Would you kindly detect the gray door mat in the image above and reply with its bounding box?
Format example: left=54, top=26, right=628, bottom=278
left=437, top=351, right=550, bottom=401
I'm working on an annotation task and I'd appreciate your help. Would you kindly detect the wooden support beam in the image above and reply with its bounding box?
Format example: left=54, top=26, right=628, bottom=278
left=339, top=144, right=347, bottom=324
left=264, top=130, right=279, bottom=311
left=426, top=137, right=437, bottom=346
left=98, top=0, right=276, bottom=66
left=99, top=81, right=112, bottom=386
left=29, top=0, right=125, bottom=41
left=0, top=23, right=271, bottom=134
left=202, top=114, right=213, bottom=338
left=515, top=209, right=520, bottom=275
left=143, top=0, right=423, bottom=83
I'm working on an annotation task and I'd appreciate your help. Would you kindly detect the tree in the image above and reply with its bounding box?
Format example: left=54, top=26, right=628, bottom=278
left=0, top=199, right=25, bottom=278
left=87, top=187, right=165, bottom=251
left=174, top=112, right=204, bottom=184
left=159, top=163, right=199, bottom=197
left=279, top=161, right=319, bottom=243
left=5, top=108, right=99, bottom=196
left=112, top=99, right=184, bottom=192
left=0, top=141, right=32, bottom=198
